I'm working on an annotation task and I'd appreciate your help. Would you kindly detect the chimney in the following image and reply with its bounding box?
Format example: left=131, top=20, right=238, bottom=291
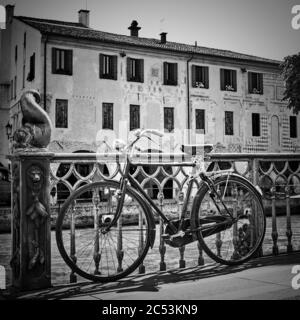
left=160, top=32, right=167, bottom=44
left=78, top=9, right=90, bottom=27
left=5, top=5, right=14, bottom=26
left=128, top=20, right=141, bottom=37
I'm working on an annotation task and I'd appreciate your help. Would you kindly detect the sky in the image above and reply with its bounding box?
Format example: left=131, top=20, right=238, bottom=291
left=0, top=0, right=299, bottom=61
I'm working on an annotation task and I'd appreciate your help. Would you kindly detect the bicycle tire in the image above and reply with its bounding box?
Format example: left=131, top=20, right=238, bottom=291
left=56, top=180, right=154, bottom=282
left=191, top=174, right=266, bottom=265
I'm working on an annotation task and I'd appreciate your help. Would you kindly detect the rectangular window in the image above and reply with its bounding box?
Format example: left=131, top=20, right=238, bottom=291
left=290, top=116, right=297, bottom=138
left=27, top=53, right=35, bottom=81
left=102, top=103, right=113, bottom=130
left=163, top=62, right=178, bottom=86
left=15, top=45, right=18, bottom=63
left=248, top=72, right=263, bottom=94
left=195, top=109, right=205, bottom=133
left=10, top=80, right=13, bottom=100
left=127, top=58, right=144, bottom=82
left=52, top=48, right=73, bottom=75
left=23, top=32, right=26, bottom=49
left=14, top=76, right=17, bottom=99
left=130, top=104, right=140, bottom=131
left=225, top=111, right=234, bottom=135
left=220, top=69, right=237, bottom=91
left=252, top=113, right=260, bottom=136
left=55, top=99, right=68, bottom=128
left=164, top=107, right=174, bottom=132
left=99, top=54, right=117, bottom=80
left=192, top=66, right=209, bottom=88
left=22, top=65, right=25, bottom=88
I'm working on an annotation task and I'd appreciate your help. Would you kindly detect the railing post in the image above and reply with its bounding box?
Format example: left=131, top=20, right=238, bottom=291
left=138, top=208, right=146, bottom=274
left=285, top=186, right=293, bottom=253
left=178, top=191, right=186, bottom=268
left=158, top=191, right=166, bottom=271
left=69, top=201, right=77, bottom=283
left=270, top=186, right=279, bottom=255
left=9, top=151, right=54, bottom=291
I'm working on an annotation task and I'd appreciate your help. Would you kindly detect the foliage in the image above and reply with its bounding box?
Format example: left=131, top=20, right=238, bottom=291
left=281, top=52, right=300, bottom=114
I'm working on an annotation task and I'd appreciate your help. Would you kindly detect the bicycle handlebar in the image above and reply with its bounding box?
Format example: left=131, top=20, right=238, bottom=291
left=134, top=129, right=164, bottom=138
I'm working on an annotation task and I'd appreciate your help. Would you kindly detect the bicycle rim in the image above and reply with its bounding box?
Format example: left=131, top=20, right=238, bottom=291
left=56, top=181, right=152, bottom=282
left=192, top=175, right=266, bottom=265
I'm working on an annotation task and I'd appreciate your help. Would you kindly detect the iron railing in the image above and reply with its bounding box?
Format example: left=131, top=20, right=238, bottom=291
left=49, top=152, right=300, bottom=283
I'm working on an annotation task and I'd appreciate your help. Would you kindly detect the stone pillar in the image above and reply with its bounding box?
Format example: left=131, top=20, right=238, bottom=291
left=10, top=151, right=54, bottom=291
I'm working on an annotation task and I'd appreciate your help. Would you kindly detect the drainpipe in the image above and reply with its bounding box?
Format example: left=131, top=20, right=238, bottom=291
left=43, top=35, right=48, bottom=111
left=186, top=53, right=194, bottom=143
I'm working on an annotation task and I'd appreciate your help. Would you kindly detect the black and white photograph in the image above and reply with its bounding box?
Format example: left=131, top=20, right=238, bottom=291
left=0, top=0, right=300, bottom=308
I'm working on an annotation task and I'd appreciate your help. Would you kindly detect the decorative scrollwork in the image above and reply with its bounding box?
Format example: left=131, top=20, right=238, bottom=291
left=26, top=165, right=49, bottom=270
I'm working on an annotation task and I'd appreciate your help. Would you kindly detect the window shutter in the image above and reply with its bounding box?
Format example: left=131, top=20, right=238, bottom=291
left=232, top=71, right=237, bottom=91
left=66, top=50, right=73, bottom=75
left=204, top=67, right=209, bottom=88
left=163, top=62, right=168, bottom=84
left=220, top=69, right=225, bottom=90
left=112, top=55, right=118, bottom=80
left=99, top=54, right=104, bottom=78
left=52, top=48, right=56, bottom=73
left=127, top=58, right=131, bottom=81
left=191, top=65, right=196, bottom=87
left=174, top=63, right=178, bottom=85
left=139, top=59, right=144, bottom=83
left=259, top=73, right=263, bottom=94
left=32, top=53, right=35, bottom=78
left=248, top=72, right=252, bottom=93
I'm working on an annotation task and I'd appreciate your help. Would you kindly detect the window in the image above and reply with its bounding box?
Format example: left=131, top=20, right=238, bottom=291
left=225, top=111, right=234, bottom=135
left=102, top=103, right=113, bottom=130
left=10, top=79, right=13, bottom=100
left=99, top=54, right=117, bottom=80
left=192, top=66, right=209, bottom=88
left=52, top=48, right=73, bottom=75
left=15, top=45, right=18, bottom=63
left=164, top=107, right=174, bottom=132
left=23, top=32, right=26, bottom=49
left=252, top=113, right=260, bottom=136
left=220, top=69, right=237, bottom=91
left=14, top=76, right=17, bottom=99
left=127, top=58, right=144, bottom=82
left=130, top=104, right=140, bottom=131
left=290, top=116, right=297, bottom=138
left=55, top=99, right=68, bottom=128
left=248, top=72, right=263, bottom=94
left=195, top=109, right=205, bottom=133
left=27, top=53, right=35, bottom=81
left=163, top=62, right=178, bottom=86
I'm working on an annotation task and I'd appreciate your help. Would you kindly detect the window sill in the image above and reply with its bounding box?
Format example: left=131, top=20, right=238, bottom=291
left=128, top=78, right=143, bottom=83
left=163, top=83, right=177, bottom=87
left=52, top=70, right=72, bottom=76
left=100, top=75, right=117, bottom=80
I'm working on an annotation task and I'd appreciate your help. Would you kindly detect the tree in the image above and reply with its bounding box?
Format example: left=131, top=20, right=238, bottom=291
left=281, top=52, right=300, bottom=114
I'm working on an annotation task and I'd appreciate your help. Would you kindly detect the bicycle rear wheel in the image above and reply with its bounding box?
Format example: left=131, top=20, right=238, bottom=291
left=191, top=174, right=266, bottom=265
left=56, top=180, right=153, bottom=282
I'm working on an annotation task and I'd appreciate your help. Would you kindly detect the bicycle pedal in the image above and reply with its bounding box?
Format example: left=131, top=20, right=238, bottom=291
left=161, top=233, right=170, bottom=240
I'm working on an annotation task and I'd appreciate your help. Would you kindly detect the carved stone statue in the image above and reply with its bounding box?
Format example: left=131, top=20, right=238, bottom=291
left=13, top=90, right=52, bottom=149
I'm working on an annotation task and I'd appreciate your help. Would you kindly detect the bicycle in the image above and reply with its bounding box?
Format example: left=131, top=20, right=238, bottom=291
left=56, top=129, right=266, bottom=282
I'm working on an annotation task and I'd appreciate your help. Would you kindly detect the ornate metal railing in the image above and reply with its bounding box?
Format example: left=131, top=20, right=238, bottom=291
left=49, top=152, right=300, bottom=283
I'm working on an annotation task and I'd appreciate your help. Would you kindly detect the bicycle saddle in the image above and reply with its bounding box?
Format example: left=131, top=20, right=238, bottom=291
left=181, top=144, right=213, bottom=155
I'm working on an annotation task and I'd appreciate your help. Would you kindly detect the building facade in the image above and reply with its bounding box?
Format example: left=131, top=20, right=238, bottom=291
left=0, top=5, right=300, bottom=169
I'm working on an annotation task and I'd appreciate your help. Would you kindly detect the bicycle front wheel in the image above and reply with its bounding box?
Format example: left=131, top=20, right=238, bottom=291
left=56, top=180, right=153, bottom=282
left=191, top=174, right=266, bottom=265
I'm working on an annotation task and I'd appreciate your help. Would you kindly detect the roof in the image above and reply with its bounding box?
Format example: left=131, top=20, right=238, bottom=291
left=16, top=16, right=281, bottom=66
